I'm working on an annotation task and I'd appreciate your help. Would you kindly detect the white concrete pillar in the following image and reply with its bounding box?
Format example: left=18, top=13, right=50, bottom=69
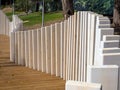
left=66, top=81, right=102, bottom=90
left=87, top=65, right=119, bottom=90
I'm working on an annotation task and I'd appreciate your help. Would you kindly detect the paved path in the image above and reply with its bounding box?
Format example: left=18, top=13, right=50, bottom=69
left=0, top=35, right=65, bottom=90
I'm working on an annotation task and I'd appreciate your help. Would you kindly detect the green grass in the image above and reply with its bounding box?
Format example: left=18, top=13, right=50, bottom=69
left=5, top=11, right=64, bottom=27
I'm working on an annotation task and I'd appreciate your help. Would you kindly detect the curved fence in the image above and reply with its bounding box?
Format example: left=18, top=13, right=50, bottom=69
left=0, top=10, right=120, bottom=90
left=10, top=11, right=98, bottom=81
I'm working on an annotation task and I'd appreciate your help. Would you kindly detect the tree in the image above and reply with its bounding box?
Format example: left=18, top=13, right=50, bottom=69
left=113, top=0, right=120, bottom=28
left=61, top=0, right=74, bottom=19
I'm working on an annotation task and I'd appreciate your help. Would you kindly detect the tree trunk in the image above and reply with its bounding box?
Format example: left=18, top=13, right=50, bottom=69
left=113, top=0, right=120, bottom=28
left=61, top=0, right=74, bottom=19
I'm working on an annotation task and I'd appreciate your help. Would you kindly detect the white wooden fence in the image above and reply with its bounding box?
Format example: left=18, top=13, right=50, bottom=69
left=0, top=10, right=120, bottom=90
left=10, top=11, right=99, bottom=81
left=0, top=10, right=23, bottom=36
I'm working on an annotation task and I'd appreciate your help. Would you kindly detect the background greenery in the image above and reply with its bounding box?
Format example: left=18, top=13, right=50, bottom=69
left=74, top=0, right=114, bottom=15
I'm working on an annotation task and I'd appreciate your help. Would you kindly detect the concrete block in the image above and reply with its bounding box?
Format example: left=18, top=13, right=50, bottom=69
left=103, top=35, right=120, bottom=41
left=99, top=24, right=112, bottom=28
left=99, top=28, right=114, bottom=41
left=99, top=20, right=111, bottom=24
left=87, top=65, right=119, bottom=90
left=101, top=40, right=119, bottom=48
left=66, top=81, right=102, bottom=90
left=102, top=48, right=120, bottom=54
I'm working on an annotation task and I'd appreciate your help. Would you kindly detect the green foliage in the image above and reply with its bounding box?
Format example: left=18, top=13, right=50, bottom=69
left=14, top=0, right=62, bottom=12
left=6, top=11, right=63, bottom=27
left=15, top=0, right=34, bottom=12
left=74, top=0, right=114, bottom=15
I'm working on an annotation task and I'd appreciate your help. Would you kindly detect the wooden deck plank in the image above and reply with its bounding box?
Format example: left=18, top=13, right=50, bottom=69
left=0, top=35, right=65, bottom=90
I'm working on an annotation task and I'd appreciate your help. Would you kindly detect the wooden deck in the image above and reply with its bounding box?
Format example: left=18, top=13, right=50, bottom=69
left=0, top=35, right=65, bottom=90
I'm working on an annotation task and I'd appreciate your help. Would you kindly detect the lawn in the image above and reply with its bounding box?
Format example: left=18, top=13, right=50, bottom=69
left=5, top=11, right=64, bottom=29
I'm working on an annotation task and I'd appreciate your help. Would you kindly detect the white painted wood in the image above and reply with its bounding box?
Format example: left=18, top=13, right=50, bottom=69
left=15, top=32, right=18, bottom=64
left=32, top=30, right=37, bottom=70
left=17, top=32, right=21, bottom=65
left=24, top=31, right=29, bottom=67
left=78, top=11, right=83, bottom=81
left=21, top=31, right=25, bottom=66
left=45, top=26, right=51, bottom=74
left=66, top=18, right=69, bottom=80
left=51, top=24, right=56, bottom=75
left=87, top=65, right=118, bottom=90
left=28, top=31, right=33, bottom=68
left=63, top=20, right=67, bottom=80
left=66, top=81, right=102, bottom=90
left=55, top=23, right=61, bottom=76
left=75, top=11, right=80, bottom=81
left=60, top=22, right=64, bottom=78
left=10, top=32, right=15, bottom=62
left=68, top=16, right=72, bottom=80
left=37, top=29, right=41, bottom=71
left=41, top=27, right=46, bottom=72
